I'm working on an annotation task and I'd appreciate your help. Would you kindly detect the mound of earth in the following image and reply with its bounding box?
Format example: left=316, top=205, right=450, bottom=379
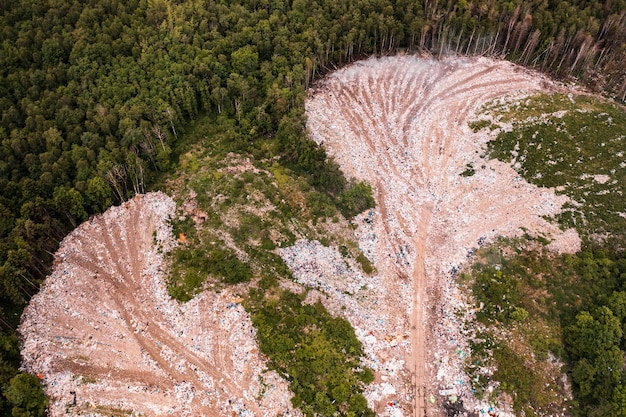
left=19, top=192, right=297, bottom=416
left=305, top=55, right=581, bottom=416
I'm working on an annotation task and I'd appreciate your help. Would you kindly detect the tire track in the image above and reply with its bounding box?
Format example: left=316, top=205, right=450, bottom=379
left=20, top=193, right=295, bottom=416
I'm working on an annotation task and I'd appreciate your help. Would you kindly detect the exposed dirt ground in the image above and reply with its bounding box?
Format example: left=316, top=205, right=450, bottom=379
left=305, top=55, right=581, bottom=417
left=19, top=192, right=298, bottom=416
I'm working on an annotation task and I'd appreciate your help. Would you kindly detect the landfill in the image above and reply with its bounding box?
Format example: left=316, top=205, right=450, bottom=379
left=303, top=55, right=581, bottom=416
left=19, top=192, right=299, bottom=417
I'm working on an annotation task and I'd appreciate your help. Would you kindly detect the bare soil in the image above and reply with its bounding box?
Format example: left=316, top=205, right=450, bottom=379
left=19, top=192, right=297, bottom=417
left=305, top=55, right=581, bottom=417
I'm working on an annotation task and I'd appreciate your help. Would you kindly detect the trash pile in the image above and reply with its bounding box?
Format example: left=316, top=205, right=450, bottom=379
left=305, top=55, right=582, bottom=416
left=19, top=192, right=298, bottom=417
left=278, top=238, right=413, bottom=416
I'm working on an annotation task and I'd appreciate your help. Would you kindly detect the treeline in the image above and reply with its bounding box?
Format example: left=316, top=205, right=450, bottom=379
left=0, top=0, right=624, bottom=414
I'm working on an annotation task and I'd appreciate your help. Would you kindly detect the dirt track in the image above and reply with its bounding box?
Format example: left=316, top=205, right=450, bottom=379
left=306, top=55, right=581, bottom=416
left=19, top=192, right=297, bottom=416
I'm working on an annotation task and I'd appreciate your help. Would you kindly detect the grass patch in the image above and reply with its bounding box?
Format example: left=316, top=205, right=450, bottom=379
left=356, top=251, right=376, bottom=274
left=492, top=345, right=543, bottom=415
left=483, top=93, right=626, bottom=244
left=468, top=119, right=492, bottom=132
left=90, top=405, right=133, bottom=416
left=168, top=243, right=252, bottom=301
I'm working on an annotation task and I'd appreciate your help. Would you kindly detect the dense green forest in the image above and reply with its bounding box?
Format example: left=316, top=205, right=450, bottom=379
left=1, top=0, right=625, bottom=414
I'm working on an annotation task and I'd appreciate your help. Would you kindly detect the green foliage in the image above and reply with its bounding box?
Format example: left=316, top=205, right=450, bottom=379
left=468, top=120, right=491, bottom=132
left=3, top=373, right=48, bottom=417
left=508, top=306, right=529, bottom=322
left=338, top=181, right=376, bottom=219
left=565, top=307, right=622, bottom=361
left=249, top=289, right=375, bottom=417
left=209, top=248, right=252, bottom=285
left=168, top=244, right=252, bottom=301
left=460, top=164, right=476, bottom=177
left=305, top=192, right=337, bottom=220
left=485, top=94, right=626, bottom=244
left=472, top=268, right=521, bottom=324
left=492, top=345, right=542, bottom=414
left=565, top=306, right=625, bottom=404
left=356, top=252, right=376, bottom=275
left=612, top=385, right=626, bottom=417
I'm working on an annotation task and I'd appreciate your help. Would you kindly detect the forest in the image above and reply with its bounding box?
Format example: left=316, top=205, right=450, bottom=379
left=0, top=0, right=625, bottom=415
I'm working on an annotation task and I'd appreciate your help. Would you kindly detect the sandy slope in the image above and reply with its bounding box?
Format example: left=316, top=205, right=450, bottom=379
left=305, top=55, right=580, bottom=416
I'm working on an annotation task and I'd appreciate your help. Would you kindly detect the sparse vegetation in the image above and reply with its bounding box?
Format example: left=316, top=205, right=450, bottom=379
left=356, top=251, right=376, bottom=275
left=465, top=238, right=626, bottom=416
left=460, top=164, right=476, bottom=177
left=468, top=120, right=492, bottom=132
left=461, top=94, right=626, bottom=415
left=485, top=94, right=626, bottom=244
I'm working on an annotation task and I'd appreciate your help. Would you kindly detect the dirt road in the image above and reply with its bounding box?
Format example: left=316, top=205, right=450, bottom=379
left=19, top=192, right=297, bottom=417
left=306, top=55, right=580, bottom=416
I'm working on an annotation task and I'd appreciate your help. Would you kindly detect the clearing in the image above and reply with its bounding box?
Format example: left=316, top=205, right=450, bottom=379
left=19, top=192, right=297, bottom=416
left=19, top=55, right=585, bottom=417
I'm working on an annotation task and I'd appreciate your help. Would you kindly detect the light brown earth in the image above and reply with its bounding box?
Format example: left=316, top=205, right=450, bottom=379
left=305, top=55, right=581, bottom=416
left=19, top=192, right=298, bottom=417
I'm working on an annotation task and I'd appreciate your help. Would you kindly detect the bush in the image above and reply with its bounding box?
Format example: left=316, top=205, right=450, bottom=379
left=4, top=373, right=48, bottom=417
left=473, top=268, right=521, bottom=324
left=356, top=252, right=375, bottom=274
left=250, top=290, right=375, bottom=416
left=338, top=181, right=376, bottom=218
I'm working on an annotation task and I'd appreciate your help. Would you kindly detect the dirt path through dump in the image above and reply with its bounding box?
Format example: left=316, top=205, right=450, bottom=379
left=411, top=205, right=432, bottom=417
left=306, top=55, right=580, bottom=416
